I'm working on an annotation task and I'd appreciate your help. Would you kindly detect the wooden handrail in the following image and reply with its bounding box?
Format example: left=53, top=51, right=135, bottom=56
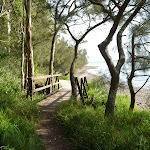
left=28, top=74, right=62, bottom=80
left=27, top=74, right=61, bottom=99
left=34, top=82, right=60, bottom=92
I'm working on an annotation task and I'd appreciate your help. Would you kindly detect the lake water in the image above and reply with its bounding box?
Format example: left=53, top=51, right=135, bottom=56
left=86, top=61, right=150, bottom=89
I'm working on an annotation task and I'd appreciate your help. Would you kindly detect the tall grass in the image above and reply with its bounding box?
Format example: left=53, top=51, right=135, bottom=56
left=0, top=52, right=45, bottom=150
left=55, top=77, right=150, bottom=150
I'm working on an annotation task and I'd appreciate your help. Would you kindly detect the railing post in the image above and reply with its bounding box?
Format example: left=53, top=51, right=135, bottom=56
left=81, top=78, right=83, bottom=93
left=84, top=77, right=88, bottom=86
left=51, top=76, right=53, bottom=92
left=82, top=77, right=88, bottom=98
left=46, top=77, right=50, bottom=94
left=58, top=76, right=60, bottom=89
left=75, top=77, right=85, bottom=106
left=28, top=77, right=34, bottom=100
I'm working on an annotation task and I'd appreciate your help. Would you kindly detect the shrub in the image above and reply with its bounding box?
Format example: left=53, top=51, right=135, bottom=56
left=55, top=78, right=150, bottom=150
left=0, top=55, right=45, bottom=150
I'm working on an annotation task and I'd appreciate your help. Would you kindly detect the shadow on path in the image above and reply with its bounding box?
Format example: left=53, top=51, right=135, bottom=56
left=37, top=80, right=73, bottom=150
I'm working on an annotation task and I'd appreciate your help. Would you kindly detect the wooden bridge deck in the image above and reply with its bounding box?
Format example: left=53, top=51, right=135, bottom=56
left=36, top=80, right=72, bottom=150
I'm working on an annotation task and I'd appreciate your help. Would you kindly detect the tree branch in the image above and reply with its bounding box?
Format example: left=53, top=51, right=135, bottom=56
left=110, top=0, right=120, bottom=9
left=116, top=0, right=146, bottom=72
left=135, top=76, right=150, bottom=94
left=98, top=0, right=130, bottom=76
left=65, top=23, right=77, bottom=41
left=135, top=67, right=150, bottom=71
left=58, top=0, right=71, bottom=18
left=88, top=0, right=115, bottom=20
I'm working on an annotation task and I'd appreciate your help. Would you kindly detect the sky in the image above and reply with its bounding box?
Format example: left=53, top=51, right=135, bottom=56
left=79, top=24, right=119, bottom=62
left=62, top=21, right=121, bottom=63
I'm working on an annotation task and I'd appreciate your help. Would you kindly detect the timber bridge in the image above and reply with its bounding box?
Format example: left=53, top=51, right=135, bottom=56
left=27, top=74, right=89, bottom=150
left=27, top=74, right=89, bottom=104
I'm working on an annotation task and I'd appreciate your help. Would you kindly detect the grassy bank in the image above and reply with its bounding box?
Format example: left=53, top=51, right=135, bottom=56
left=0, top=53, right=44, bottom=150
left=55, top=77, right=150, bottom=150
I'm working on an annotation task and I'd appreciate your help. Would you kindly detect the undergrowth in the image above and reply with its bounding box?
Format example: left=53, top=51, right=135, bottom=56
left=0, top=52, right=45, bottom=150
left=55, top=77, right=150, bottom=150
left=59, top=75, right=70, bottom=81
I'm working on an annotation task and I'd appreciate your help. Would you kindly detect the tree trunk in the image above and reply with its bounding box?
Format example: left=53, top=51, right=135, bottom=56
left=24, top=51, right=28, bottom=89
left=21, top=32, right=25, bottom=89
left=25, top=0, right=34, bottom=78
left=128, top=77, right=135, bottom=110
left=129, top=34, right=135, bottom=110
left=100, top=0, right=145, bottom=117
left=7, top=9, right=11, bottom=55
left=105, top=74, right=119, bottom=117
left=21, top=0, right=25, bottom=89
left=70, top=43, right=78, bottom=102
left=49, top=32, right=57, bottom=75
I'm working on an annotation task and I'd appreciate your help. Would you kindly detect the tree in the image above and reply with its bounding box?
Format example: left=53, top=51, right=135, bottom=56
left=65, top=13, right=109, bottom=102
left=48, top=0, right=85, bottom=75
left=54, top=38, right=87, bottom=74
left=89, top=0, right=146, bottom=117
left=124, top=19, right=150, bottom=110
left=24, top=0, right=34, bottom=79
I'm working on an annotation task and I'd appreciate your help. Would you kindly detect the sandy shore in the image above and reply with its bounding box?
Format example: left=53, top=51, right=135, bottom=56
left=76, top=66, right=150, bottom=110
left=75, top=66, right=98, bottom=82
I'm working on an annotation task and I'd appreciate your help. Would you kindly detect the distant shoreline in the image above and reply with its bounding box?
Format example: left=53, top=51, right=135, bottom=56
left=76, top=65, right=150, bottom=110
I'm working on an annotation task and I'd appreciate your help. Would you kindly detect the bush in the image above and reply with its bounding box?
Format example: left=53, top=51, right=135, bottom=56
left=0, top=54, right=45, bottom=150
left=55, top=78, right=150, bottom=150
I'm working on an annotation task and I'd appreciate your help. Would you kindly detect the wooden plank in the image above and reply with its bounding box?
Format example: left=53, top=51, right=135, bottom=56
left=82, top=81, right=89, bottom=98
left=75, top=77, right=85, bottom=105
left=27, top=77, right=35, bottom=100
left=29, top=74, right=62, bottom=80
left=34, top=82, right=60, bottom=92
left=58, top=76, right=60, bottom=89
left=84, top=77, right=88, bottom=86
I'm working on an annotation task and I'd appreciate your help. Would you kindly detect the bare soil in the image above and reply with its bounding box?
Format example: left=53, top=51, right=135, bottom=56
left=36, top=80, right=73, bottom=150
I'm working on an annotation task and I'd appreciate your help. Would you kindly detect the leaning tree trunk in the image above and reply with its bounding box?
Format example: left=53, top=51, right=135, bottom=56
left=100, top=0, right=145, bottom=117
left=128, top=77, right=135, bottom=110
left=70, top=43, right=78, bottom=102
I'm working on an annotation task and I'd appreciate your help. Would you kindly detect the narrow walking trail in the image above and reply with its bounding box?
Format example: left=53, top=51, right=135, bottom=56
left=36, top=80, right=72, bottom=150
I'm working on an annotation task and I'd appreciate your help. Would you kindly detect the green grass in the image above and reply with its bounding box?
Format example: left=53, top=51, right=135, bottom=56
left=0, top=53, right=45, bottom=150
left=55, top=77, right=150, bottom=150
left=59, top=75, right=70, bottom=80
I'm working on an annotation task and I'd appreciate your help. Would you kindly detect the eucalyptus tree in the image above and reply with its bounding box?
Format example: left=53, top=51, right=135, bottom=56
left=89, top=0, right=146, bottom=117
left=24, top=0, right=34, bottom=79
left=47, top=0, right=86, bottom=75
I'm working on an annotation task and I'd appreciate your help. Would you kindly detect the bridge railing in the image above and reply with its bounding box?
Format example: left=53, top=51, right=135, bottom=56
left=27, top=74, right=62, bottom=99
left=75, top=77, right=89, bottom=105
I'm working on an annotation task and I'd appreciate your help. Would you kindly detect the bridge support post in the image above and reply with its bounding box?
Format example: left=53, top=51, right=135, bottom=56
left=28, top=77, right=34, bottom=100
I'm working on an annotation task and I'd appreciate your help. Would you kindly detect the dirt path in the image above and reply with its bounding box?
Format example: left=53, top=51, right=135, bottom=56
left=37, top=80, right=72, bottom=150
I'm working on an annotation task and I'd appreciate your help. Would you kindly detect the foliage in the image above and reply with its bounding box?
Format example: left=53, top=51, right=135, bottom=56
left=0, top=53, right=45, bottom=150
left=32, top=4, right=88, bottom=75
left=59, top=75, right=70, bottom=81
left=0, top=0, right=23, bottom=56
left=54, top=38, right=88, bottom=74
left=55, top=78, right=150, bottom=150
